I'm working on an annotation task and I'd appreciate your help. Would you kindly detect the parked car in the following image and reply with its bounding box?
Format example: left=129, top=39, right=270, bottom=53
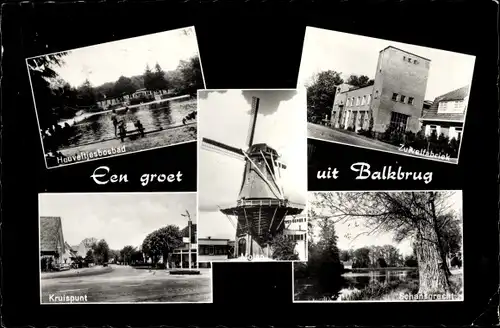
left=103, top=262, right=109, bottom=267
left=55, top=263, right=71, bottom=271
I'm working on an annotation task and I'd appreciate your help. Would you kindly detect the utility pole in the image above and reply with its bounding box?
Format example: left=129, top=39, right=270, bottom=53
left=181, top=210, right=192, bottom=269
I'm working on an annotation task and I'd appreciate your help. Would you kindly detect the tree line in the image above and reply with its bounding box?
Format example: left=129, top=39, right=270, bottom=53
left=339, top=245, right=418, bottom=269
left=27, top=52, right=203, bottom=131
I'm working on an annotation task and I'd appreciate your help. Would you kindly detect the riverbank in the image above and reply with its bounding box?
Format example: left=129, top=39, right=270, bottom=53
left=49, top=123, right=196, bottom=167
left=59, top=94, right=191, bottom=127
left=294, top=269, right=463, bottom=302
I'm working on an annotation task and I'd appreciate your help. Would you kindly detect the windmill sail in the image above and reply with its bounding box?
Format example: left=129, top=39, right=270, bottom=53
left=246, top=97, right=260, bottom=147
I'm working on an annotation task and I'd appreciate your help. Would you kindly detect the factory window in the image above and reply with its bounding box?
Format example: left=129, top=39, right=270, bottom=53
left=392, top=93, right=398, bottom=101
left=408, top=97, right=414, bottom=105
left=400, top=95, right=406, bottom=103
left=408, top=57, right=412, bottom=63
left=403, top=56, right=406, bottom=60
left=414, top=59, right=418, bottom=65
left=389, top=111, right=409, bottom=133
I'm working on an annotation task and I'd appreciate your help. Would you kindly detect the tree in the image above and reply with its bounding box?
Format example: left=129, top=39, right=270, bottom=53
left=143, top=65, right=156, bottom=91
left=340, top=250, right=351, bottom=262
left=142, top=225, right=184, bottom=268
left=153, top=63, right=169, bottom=91
left=77, top=79, right=97, bottom=107
left=352, top=247, right=370, bottom=268
left=312, top=191, right=460, bottom=294
left=381, top=244, right=403, bottom=267
left=346, top=74, right=374, bottom=88
left=26, top=52, right=69, bottom=130
left=113, top=76, right=137, bottom=96
left=85, top=249, right=94, bottom=265
left=268, top=233, right=299, bottom=260
left=306, top=70, right=344, bottom=122
left=177, top=56, right=204, bottom=96
left=93, top=239, right=110, bottom=265
left=120, top=245, right=136, bottom=265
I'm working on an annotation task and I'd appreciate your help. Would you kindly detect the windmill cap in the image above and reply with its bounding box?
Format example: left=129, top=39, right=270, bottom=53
left=248, top=143, right=278, bottom=156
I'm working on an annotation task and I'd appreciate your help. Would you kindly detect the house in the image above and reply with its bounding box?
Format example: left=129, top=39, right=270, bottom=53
left=419, top=85, right=469, bottom=141
left=96, top=88, right=169, bottom=109
left=342, top=261, right=353, bottom=270
left=40, top=216, right=66, bottom=266
left=283, top=215, right=308, bottom=261
left=331, top=46, right=431, bottom=136
left=198, top=237, right=233, bottom=262
left=131, top=88, right=168, bottom=100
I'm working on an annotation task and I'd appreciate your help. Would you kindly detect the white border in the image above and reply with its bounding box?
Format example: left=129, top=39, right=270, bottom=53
left=26, top=26, right=207, bottom=170
left=38, top=191, right=213, bottom=305
left=298, top=26, right=476, bottom=166
left=292, top=189, right=464, bottom=303
left=195, top=88, right=309, bottom=264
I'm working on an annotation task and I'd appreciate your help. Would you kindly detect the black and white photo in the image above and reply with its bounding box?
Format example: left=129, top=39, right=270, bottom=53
left=294, top=191, right=463, bottom=302
left=39, top=192, right=212, bottom=304
left=27, top=27, right=204, bottom=169
left=299, top=27, right=475, bottom=164
left=197, top=89, right=308, bottom=262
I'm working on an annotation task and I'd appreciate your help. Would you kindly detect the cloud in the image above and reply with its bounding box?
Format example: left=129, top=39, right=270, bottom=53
left=39, top=193, right=196, bottom=250
left=241, top=90, right=298, bottom=116
left=198, top=90, right=227, bottom=100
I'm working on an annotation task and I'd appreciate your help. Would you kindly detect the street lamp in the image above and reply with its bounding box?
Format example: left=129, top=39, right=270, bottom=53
left=181, top=210, right=192, bottom=270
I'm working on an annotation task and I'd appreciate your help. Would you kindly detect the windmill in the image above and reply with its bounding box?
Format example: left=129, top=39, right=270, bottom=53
left=201, top=96, right=305, bottom=260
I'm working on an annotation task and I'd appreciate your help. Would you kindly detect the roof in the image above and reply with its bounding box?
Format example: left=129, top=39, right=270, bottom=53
left=40, top=216, right=64, bottom=253
left=380, top=45, right=431, bottom=62
left=340, top=84, right=374, bottom=95
left=421, top=85, right=469, bottom=122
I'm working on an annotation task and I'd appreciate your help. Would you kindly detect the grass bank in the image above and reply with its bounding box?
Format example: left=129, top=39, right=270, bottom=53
left=41, top=266, right=113, bottom=280
left=340, top=272, right=463, bottom=301
left=50, top=124, right=196, bottom=167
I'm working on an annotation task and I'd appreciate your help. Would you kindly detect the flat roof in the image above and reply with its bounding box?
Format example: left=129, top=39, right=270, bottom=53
left=380, top=45, right=431, bottom=62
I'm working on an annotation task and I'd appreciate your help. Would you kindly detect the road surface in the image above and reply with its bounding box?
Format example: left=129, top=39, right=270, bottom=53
left=41, top=265, right=211, bottom=303
left=308, top=123, right=400, bottom=153
left=307, top=123, right=458, bottom=163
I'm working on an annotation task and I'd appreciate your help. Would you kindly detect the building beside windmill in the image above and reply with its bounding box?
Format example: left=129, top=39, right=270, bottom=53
left=331, top=46, right=431, bottom=135
left=283, top=214, right=308, bottom=261
left=40, top=216, right=66, bottom=269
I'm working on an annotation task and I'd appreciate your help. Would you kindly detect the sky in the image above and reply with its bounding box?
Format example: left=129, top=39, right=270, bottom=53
left=197, top=89, right=308, bottom=239
left=297, top=27, right=476, bottom=101
left=309, top=191, right=463, bottom=257
left=39, top=193, right=196, bottom=250
left=35, top=27, right=201, bottom=87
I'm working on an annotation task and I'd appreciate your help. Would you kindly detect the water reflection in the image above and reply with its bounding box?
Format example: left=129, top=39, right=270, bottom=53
left=295, top=268, right=419, bottom=301
left=342, top=269, right=418, bottom=291
left=66, top=98, right=195, bottom=147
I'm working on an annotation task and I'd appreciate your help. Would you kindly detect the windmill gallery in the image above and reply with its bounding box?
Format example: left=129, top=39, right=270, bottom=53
left=200, top=93, right=306, bottom=261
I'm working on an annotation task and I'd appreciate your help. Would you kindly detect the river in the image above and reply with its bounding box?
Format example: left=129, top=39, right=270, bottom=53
left=56, top=96, right=196, bottom=148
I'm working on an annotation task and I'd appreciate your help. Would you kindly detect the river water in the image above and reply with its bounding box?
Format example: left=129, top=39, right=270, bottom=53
left=63, top=97, right=196, bottom=147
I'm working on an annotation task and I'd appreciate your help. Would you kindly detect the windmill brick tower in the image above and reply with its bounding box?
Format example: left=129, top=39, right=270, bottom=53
left=201, top=96, right=305, bottom=260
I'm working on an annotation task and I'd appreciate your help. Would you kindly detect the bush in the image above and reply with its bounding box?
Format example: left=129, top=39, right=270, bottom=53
left=130, top=95, right=154, bottom=105
left=357, top=128, right=373, bottom=138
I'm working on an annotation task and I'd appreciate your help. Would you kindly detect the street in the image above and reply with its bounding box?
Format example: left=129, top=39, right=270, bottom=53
left=307, top=122, right=400, bottom=153
left=41, top=265, right=212, bottom=303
